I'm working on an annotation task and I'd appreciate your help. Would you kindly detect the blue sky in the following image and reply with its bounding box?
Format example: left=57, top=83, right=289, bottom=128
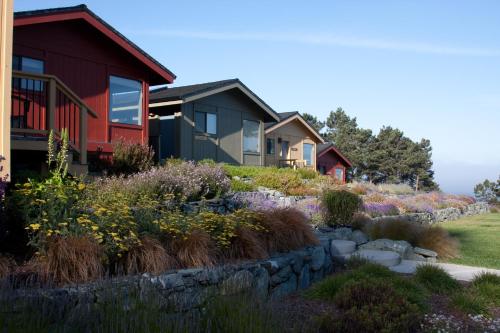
left=15, top=0, right=500, bottom=194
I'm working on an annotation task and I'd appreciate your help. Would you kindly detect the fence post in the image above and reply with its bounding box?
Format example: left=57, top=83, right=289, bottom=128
left=79, top=107, right=87, bottom=165
left=47, top=78, right=56, bottom=131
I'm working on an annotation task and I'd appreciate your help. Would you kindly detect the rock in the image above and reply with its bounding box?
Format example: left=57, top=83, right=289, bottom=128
left=297, top=264, right=310, bottom=290
left=407, top=253, right=427, bottom=262
left=158, top=273, right=184, bottom=289
left=414, top=247, right=438, bottom=257
left=253, top=267, right=270, bottom=299
left=233, top=176, right=241, bottom=181
left=291, top=250, right=307, bottom=274
left=271, top=274, right=297, bottom=299
left=310, top=246, right=326, bottom=271
left=359, top=239, right=414, bottom=259
left=350, top=230, right=369, bottom=245
left=426, top=257, right=437, bottom=263
left=221, top=270, right=253, bottom=295
left=333, top=227, right=353, bottom=240
left=317, top=236, right=332, bottom=254
left=270, top=265, right=293, bottom=286
left=352, top=249, right=401, bottom=267
left=330, top=240, right=356, bottom=256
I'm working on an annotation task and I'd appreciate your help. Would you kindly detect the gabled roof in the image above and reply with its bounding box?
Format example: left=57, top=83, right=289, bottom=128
left=14, top=4, right=175, bottom=85
left=150, top=79, right=280, bottom=121
left=317, top=143, right=353, bottom=167
left=264, top=112, right=325, bottom=144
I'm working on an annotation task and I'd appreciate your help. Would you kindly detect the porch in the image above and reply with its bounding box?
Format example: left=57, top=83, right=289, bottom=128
left=10, top=70, right=96, bottom=170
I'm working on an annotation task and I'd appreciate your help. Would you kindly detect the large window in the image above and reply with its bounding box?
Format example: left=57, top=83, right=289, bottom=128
left=13, top=55, right=44, bottom=90
left=109, top=76, right=143, bottom=125
left=266, top=138, right=275, bottom=155
left=195, top=111, right=217, bottom=135
left=303, top=143, right=314, bottom=166
left=335, top=168, right=344, bottom=181
left=243, top=120, right=260, bottom=153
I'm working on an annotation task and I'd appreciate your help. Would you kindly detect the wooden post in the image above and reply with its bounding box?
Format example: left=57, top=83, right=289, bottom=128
left=79, top=106, right=87, bottom=165
left=47, top=78, right=56, bottom=131
left=0, top=0, right=13, bottom=181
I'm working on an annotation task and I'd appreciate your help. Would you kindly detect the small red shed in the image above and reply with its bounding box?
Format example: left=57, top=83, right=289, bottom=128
left=11, top=5, right=175, bottom=171
left=316, top=143, right=352, bottom=184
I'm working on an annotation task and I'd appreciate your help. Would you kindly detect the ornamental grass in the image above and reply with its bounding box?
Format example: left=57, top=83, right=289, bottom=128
left=225, top=225, right=269, bottom=260
left=38, top=236, right=104, bottom=284
left=0, top=255, right=13, bottom=279
left=259, top=208, right=319, bottom=253
left=124, top=236, right=177, bottom=275
left=169, top=229, right=217, bottom=268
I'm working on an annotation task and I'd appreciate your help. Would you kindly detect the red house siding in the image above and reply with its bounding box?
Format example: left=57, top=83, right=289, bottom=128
left=317, top=153, right=348, bottom=183
left=13, top=20, right=155, bottom=153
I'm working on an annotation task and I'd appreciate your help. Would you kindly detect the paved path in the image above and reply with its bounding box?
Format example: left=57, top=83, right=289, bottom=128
left=390, top=260, right=500, bottom=281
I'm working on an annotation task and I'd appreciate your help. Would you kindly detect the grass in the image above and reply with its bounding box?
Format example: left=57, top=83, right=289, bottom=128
left=441, top=213, right=500, bottom=269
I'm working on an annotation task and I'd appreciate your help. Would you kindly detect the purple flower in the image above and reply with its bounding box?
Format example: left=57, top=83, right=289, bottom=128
left=363, top=202, right=400, bottom=217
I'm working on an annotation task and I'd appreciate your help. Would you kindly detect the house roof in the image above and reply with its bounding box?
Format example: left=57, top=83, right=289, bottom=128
left=264, top=112, right=325, bottom=144
left=150, top=79, right=280, bottom=121
left=317, top=143, right=353, bottom=167
left=14, top=4, right=176, bottom=85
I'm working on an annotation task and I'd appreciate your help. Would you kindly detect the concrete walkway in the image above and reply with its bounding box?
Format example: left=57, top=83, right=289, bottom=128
left=390, top=260, right=500, bottom=282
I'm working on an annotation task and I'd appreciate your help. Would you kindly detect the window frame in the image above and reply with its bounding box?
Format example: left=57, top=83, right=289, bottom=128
left=335, top=167, right=344, bottom=181
left=194, top=111, right=217, bottom=135
left=242, top=119, right=260, bottom=154
left=303, top=143, right=314, bottom=166
left=13, top=55, right=45, bottom=91
left=266, top=138, right=275, bottom=155
left=108, top=75, right=144, bottom=127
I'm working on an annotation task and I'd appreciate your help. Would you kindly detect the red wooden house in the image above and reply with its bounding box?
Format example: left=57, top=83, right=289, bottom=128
left=10, top=5, right=175, bottom=174
left=316, top=143, right=352, bottom=184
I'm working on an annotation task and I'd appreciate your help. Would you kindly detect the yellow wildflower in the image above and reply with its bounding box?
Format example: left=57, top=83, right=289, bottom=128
left=29, top=223, right=41, bottom=231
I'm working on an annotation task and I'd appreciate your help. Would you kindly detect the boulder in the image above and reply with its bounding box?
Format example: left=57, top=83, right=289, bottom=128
left=352, top=249, right=401, bottom=267
left=270, top=266, right=293, bottom=286
left=358, top=239, right=414, bottom=259
left=253, top=266, right=270, bottom=299
left=271, top=274, right=297, bottom=299
left=330, top=240, right=356, bottom=256
left=414, top=247, right=438, bottom=258
left=333, top=227, right=353, bottom=240
left=297, top=264, right=311, bottom=290
left=350, top=230, right=369, bottom=245
left=310, top=246, right=326, bottom=271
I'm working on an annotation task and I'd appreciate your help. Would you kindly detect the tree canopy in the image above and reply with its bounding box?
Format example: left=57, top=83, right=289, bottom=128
left=322, top=107, right=438, bottom=190
left=302, top=113, right=325, bottom=133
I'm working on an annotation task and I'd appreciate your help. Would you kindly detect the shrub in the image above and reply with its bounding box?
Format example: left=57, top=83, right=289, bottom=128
left=258, top=208, right=318, bottom=252
left=254, top=172, right=302, bottom=195
left=321, top=190, right=362, bottom=226
left=124, top=236, right=177, bottom=275
left=414, top=265, right=460, bottom=294
left=296, top=168, right=318, bottom=180
left=37, top=236, right=104, bottom=284
left=109, top=139, right=154, bottom=175
left=195, top=162, right=232, bottom=198
left=362, top=202, right=400, bottom=217
left=230, top=178, right=256, bottom=192
left=349, top=182, right=368, bottom=195
left=319, top=279, right=421, bottom=333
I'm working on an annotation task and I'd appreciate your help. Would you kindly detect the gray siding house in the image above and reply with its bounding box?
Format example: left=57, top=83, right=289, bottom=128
left=149, top=79, right=279, bottom=165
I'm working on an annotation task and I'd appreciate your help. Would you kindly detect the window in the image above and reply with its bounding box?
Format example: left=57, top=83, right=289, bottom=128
left=109, top=76, right=143, bottom=125
left=243, top=120, right=260, bottom=153
left=13, top=55, right=44, bottom=90
left=266, top=138, right=275, bottom=155
left=335, top=168, right=344, bottom=181
left=303, top=143, right=314, bottom=166
left=195, top=111, right=217, bottom=135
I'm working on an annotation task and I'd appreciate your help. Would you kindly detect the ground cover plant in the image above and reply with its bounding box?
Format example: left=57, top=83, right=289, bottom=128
left=441, top=213, right=500, bottom=269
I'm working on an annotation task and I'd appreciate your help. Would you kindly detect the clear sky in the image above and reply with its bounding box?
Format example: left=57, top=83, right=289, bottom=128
left=15, top=0, right=500, bottom=194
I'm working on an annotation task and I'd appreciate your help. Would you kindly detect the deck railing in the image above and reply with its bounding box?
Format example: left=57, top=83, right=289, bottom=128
left=11, top=70, right=97, bottom=164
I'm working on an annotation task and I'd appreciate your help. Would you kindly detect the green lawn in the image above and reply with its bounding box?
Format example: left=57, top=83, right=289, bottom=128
left=441, top=213, right=500, bottom=269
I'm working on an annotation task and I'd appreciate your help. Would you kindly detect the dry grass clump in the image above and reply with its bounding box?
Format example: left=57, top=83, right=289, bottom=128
left=170, top=229, right=217, bottom=268
left=125, top=236, right=177, bottom=275
left=39, top=236, right=104, bottom=284
left=259, top=208, right=319, bottom=253
left=363, top=218, right=459, bottom=259
left=416, top=227, right=459, bottom=259
left=225, top=226, right=268, bottom=260
left=351, top=212, right=372, bottom=230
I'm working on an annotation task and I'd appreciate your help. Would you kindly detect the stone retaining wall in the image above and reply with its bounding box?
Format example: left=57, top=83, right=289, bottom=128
left=372, top=202, right=490, bottom=225
left=5, top=234, right=337, bottom=312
